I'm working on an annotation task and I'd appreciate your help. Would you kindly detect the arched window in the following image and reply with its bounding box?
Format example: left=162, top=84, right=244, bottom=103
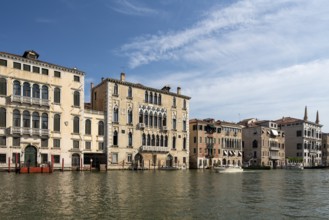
left=252, top=140, right=258, bottom=148
left=149, top=112, right=153, bottom=127
left=156, top=135, right=159, bottom=146
left=0, top=78, right=7, bottom=95
left=144, top=111, right=148, bottom=126
left=32, top=84, right=40, bottom=98
left=128, top=109, right=133, bottom=124
left=128, top=132, right=133, bottom=146
left=145, top=91, right=148, bottom=103
left=0, top=108, right=6, bottom=127
left=41, top=113, right=48, bottom=129
left=114, top=83, right=118, bottom=95
left=73, top=116, right=79, bottom=133
left=54, top=114, right=60, bottom=132
left=183, top=137, right=186, bottom=150
left=154, top=93, right=157, bottom=105
left=113, top=130, right=118, bottom=146
left=32, top=112, right=40, bottom=128
left=165, top=135, right=168, bottom=147
left=23, top=111, right=30, bottom=127
left=183, top=99, right=187, bottom=109
left=139, top=110, right=143, bottom=123
left=142, top=133, right=146, bottom=145
left=13, top=109, right=20, bottom=127
left=173, top=97, right=176, bottom=107
left=98, top=121, right=104, bottom=136
left=172, top=136, right=176, bottom=149
left=73, top=91, right=80, bottom=107
left=13, top=80, right=21, bottom=96
left=113, top=107, right=119, bottom=122
left=147, top=134, right=151, bottom=146
left=154, top=113, right=158, bottom=128
left=42, top=85, right=48, bottom=100
left=158, top=114, right=162, bottom=128
left=160, top=135, right=163, bottom=147
left=163, top=114, right=167, bottom=126
left=149, top=92, right=153, bottom=103
left=151, top=134, right=155, bottom=146
left=85, top=119, right=91, bottom=135
left=54, top=87, right=61, bottom=103
left=158, top=94, right=162, bottom=105
left=128, top=86, right=132, bottom=98
left=23, top=82, right=31, bottom=97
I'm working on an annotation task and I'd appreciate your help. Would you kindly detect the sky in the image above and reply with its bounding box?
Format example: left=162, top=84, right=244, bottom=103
left=1, top=0, right=329, bottom=131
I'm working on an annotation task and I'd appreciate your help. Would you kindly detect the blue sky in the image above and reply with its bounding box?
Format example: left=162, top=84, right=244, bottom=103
left=1, top=0, right=329, bottom=131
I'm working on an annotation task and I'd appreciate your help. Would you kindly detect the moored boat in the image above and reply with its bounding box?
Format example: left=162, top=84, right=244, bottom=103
left=214, top=165, right=243, bottom=173
left=285, top=163, right=304, bottom=170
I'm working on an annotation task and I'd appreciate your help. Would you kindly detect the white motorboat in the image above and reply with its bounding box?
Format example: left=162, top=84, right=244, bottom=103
left=285, top=163, right=304, bottom=170
left=214, top=165, right=243, bottom=173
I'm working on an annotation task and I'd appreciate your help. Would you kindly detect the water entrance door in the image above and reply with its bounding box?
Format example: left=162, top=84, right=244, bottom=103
left=25, top=145, right=37, bottom=167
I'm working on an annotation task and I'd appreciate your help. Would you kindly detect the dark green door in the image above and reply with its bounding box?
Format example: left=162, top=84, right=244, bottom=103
left=25, top=145, right=37, bottom=167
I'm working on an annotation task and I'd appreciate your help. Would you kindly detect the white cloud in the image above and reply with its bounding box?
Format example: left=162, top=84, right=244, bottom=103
left=110, top=0, right=158, bottom=16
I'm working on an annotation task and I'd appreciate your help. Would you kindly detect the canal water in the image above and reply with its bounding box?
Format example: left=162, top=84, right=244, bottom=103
left=1, top=169, right=329, bottom=219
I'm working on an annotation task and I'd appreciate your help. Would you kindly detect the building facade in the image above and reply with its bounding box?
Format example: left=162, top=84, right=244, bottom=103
left=0, top=50, right=106, bottom=170
left=321, top=133, right=329, bottom=166
left=275, top=107, right=322, bottom=167
left=189, top=118, right=243, bottom=169
left=91, top=73, right=190, bottom=169
left=240, top=119, right=285, bottom=168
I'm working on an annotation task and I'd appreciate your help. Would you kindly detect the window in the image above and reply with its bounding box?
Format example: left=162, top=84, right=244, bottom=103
left=12, top=153, right=20, bottom=163
left=194, top=137, right=196, bottom=143
left=163, top=115, right=167, bottom=126
left=127, top=154, right=132, bottom=163
left=41, top=154, right=48, bottom=163
left=173, top=118, right=176, bottom=130
left=152, top=154, right=157, bottom=166
left=74, top=75, right=80, bottom=82
left=42, top=68, right=49, bottom=75
left=23, top=64, right=31, bottom=72
left=23, top=82, right=31, bottom=97
left=199, top=125, right=202, bottom=130
left=113, top=130, right=118, bottom=146
left=41, top=86, right=48, bottom=100
left=144, top=112, right=148, bottom=126
left=112, top=153, right=118, bottom=164
left=73, top=140, right=79, bottom=149
left=142, top=133, right=146, bottom=145
left=73, top=91, right=80, bottom=107
left=54, top=87, right=60, bottom=104
left=54, top=139, right=60, bottom=148
left=0, top=108, right=6, bottom=127
left=23, top=111, right=30, bottom=127
left=154, top=93, right=157, bottom=105
left=113, top=107, right=119, bottom=123
left=145, top=91, right=148, bottom=103
left=297, top=130, right=302, bottom=137
left=98, top=121, right=104, bottom=135
left=183, top=120, right=186, bottom=131
left=154, top=114, right=158, bottom=127
left=85, top=141, right=91, bottom=150
left=149, top=92, right=153, bottom=103
left=128, top=87, right=132, bottom=98
left=172, top=136, right=176, bottom=149
left=147, top=134, right=151, bottom=146
left=73, top=116, right=79, bottom=133
left=252, top=140, right=258, bottom=148
left=183, top=137, right=186, bottom=150
left=13, top=80, right=21, bottom=96
left=0, top=154, right=6, bottom=163
left=128, top=109, right=133, bottom=124
left=13, top=62, right=21, bottom=69
left=183, top=99, right=187, bottom=109
left=13, top=110, right=20, bottom=127
left=0, top=78, right=6, bottom=95
left=85, top=119, right=91, bottom=135
left=156, top=135, right=159, bottom=146
left=32, top=112, right=40, bottom=128
left=149, top=112, right=153, bottom=127
left=54, top=114, right=60, bottom=132
left=173, top=97, right=176, bottom=107
left=114, top=83, right=118, bottom=95
left=0, top=136, right=6, bottom=146
left=0, top=59, right=7, bottom=66
left=33, top=66, right=40, bottom=73
left=165, top=135, right=168, bottom=147
left=128, top=132, right=133, bottom=147
left=42, top=113, right=48, bottom=129
left=32, top=84, right=40, bottom=98
left=54, top=71, right=61, bottom=78
left=139, top=110, right=143, bottom=123
left=54, top=155, right=60, bottom=164
left=158, top=94, right=162, bottom=105
left=98, top=142, right=104, bottom=150
left=297, top=143, right=302, bottom=150
left=41, top=138, right=48, bottom=148
left=13, top=137, right=20, bottom=146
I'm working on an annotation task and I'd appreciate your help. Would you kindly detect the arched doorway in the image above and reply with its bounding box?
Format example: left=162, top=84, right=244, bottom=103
left=72, top=154, right=80, bottom=169
left=134, top=153, right=143, bottom=169
left=25, top=145, right=37, bottom=167
left=166, top=154, right=173, bottom=167
left=223, top=158, right=226, bottom=166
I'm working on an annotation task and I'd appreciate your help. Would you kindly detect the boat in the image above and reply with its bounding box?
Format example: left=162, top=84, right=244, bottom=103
left=285, top=163, right=304, bottom=170
left=214, top=165, right=243, bottom=173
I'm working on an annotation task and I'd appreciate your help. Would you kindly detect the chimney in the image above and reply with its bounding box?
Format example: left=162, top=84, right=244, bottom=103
left=177, top=87, right=181, bottom=95
left=101, top=77, right=104, bottom=81
left=90, top=82, right=94, bottom=105
left=161, top=85, right=171, bottom=92
left=315, top=110, right=319, bottom=124
left=304, top=106, right=308, bottom=121
left=120, top=72, right=126, bottom=82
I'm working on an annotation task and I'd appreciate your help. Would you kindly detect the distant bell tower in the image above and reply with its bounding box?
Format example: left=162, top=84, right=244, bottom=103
left=315, top=110, right=319, bottom=124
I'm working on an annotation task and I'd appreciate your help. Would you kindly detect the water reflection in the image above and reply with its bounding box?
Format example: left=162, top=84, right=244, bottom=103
left=1, top=170, right=329, bottom=219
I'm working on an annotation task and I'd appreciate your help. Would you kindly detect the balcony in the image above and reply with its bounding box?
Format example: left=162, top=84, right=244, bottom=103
left=270, top=146, right=280, bottom=151
left=140, top=146, right=169, bottom=153
left=9, top=127, right=50, bottom=136
left=11, top=95, right=50, bottom=107
left=269, top=155, right=280, bottom=160
left=138, top=123, right=145, bottom=129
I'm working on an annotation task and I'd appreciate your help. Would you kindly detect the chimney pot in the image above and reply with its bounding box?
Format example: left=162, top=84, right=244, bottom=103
left=177, top=87, right=181, bottom=95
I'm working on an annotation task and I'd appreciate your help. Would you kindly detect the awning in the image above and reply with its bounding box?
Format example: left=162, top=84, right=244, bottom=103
left=238, top=151, right=242, bottom=156
left=271, top=129, right=279, bottom=136
left=229, top=151, right=233, bottom=156
left=224, top=150, right=228, bottom=156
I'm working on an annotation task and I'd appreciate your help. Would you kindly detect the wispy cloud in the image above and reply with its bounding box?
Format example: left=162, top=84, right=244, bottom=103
left=110, top=0, right=157, bottom=16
